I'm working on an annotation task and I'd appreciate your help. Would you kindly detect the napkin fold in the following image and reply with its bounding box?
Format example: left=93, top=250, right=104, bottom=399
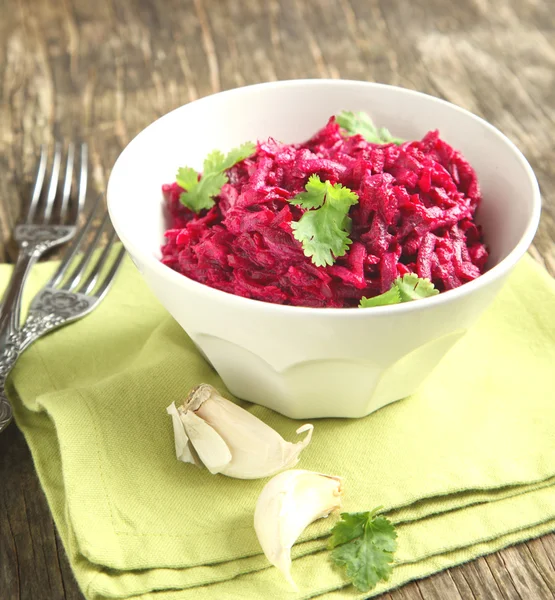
left=4, top=253, right=555, bottom=600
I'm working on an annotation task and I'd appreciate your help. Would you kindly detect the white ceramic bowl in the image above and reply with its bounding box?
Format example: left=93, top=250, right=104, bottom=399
left=107, top=80, right=541, bottom=419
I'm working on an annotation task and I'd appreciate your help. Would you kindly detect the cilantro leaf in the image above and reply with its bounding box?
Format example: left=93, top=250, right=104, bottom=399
left=180, top=172, right=228, bottom=213
left=220, top=142, right=257, bottom=171
left=336, top=111, right=404, bottom=145
left=329, top=512, right=370, bottom=547
left=329, top=509, right=397, bottom=593
left=359, top=286, right=401, bottom=307
left=203, top=149, right=226, bottom=174
left=358, top=275, right=438, bottom=308
left=396, top=273, right=440, bottom=301
left=327, top=180, right=359, bottom=207
left=177, top=142, right=256, bottom=213
left=176, top=167, right=199, bottom=191
left=291, top=208, right=352, bottom=267
left=289, top=176, right=359, bottom=267
left=292, top=174, right=328, bottom=209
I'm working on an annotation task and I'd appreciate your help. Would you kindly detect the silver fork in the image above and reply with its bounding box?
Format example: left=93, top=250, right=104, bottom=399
left=0, top=196, right=126, bottom=433
left=0, top=143, right=88, bottom=350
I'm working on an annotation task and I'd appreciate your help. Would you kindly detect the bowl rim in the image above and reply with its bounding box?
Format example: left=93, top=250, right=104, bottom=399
left=107, top=78, right=542, bottom=317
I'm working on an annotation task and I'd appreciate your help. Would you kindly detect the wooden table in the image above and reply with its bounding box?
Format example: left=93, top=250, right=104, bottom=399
left=1, top=0, right=554, bottom=598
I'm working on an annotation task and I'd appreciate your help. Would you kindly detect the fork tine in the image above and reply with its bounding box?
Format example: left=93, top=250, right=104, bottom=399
left=26, top=146, right=48, bottom=224
left=48, top=193, right=104, bottom=287
left=92, top=245, right=126, bottom=300
left=77, top=229, right=118, bottom=295
left=59, top=211, right=111, bottom=291
left=75, top=143, right=88, bottom=223
left=59, top=143, right=75, bottom=223
left=42, top=142, right=62, bottom=223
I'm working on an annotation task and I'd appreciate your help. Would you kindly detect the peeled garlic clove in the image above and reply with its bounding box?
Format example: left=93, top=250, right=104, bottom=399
left=180, top=410, right=232, bottom=474
left=170, top=384, right=314, bottom=479
left=254, top=469, right=343, bottom=589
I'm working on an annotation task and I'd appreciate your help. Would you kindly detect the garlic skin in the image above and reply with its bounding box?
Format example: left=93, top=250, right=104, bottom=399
left=167, top=402, right=198, bottom=464
left=166, top=384, right=313, bottom=479
left=254, top=469, right=344, bottom=589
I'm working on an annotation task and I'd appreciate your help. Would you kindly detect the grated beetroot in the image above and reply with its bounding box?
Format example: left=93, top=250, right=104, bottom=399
left=161, top=118, right=488, bottom=307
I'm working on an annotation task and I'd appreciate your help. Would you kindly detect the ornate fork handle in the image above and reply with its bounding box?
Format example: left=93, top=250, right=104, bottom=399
left=0, top=312, right=66, bottom=432
left=0, top=226, right=75, bottom=343
left=0, top=245, right=43, bottom=342
left=0, top=337, right=21, bottom=431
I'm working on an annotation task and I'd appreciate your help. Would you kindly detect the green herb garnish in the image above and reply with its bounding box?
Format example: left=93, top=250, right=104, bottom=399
left=329, top=508, right=397, bottom=592
left=177, top=142, right=256, bottom=213
left=395, top=273, right=439, bottom=301
left=336, top=111, right=404, bottom=145
left=359, top=274, right=439, bottom=308
left=358, top=286, right=401, bottom=307
left=289, top=174, right=359, bottom=267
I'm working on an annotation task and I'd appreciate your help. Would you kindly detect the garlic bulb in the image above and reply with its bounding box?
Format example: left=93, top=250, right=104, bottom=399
left=254, top=469, right=344, bottom=589
left=166, top=384, right=313, bottom=479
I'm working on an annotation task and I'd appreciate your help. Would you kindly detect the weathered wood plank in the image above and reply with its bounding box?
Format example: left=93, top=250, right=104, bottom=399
left=449, top=556, right=513, bottom=600
left=0, top=426, right=69, bottom=600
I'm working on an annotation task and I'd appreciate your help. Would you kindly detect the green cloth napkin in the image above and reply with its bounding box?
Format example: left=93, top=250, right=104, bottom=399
left=3, top=253, right=555, bottom=600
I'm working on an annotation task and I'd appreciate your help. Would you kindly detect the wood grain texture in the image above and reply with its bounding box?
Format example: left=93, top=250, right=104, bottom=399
left=0, top=0, right=554, bottom=598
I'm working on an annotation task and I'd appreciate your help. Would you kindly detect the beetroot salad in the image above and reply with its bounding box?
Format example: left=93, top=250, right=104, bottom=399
left=161, top=112, right=488, bottom=308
